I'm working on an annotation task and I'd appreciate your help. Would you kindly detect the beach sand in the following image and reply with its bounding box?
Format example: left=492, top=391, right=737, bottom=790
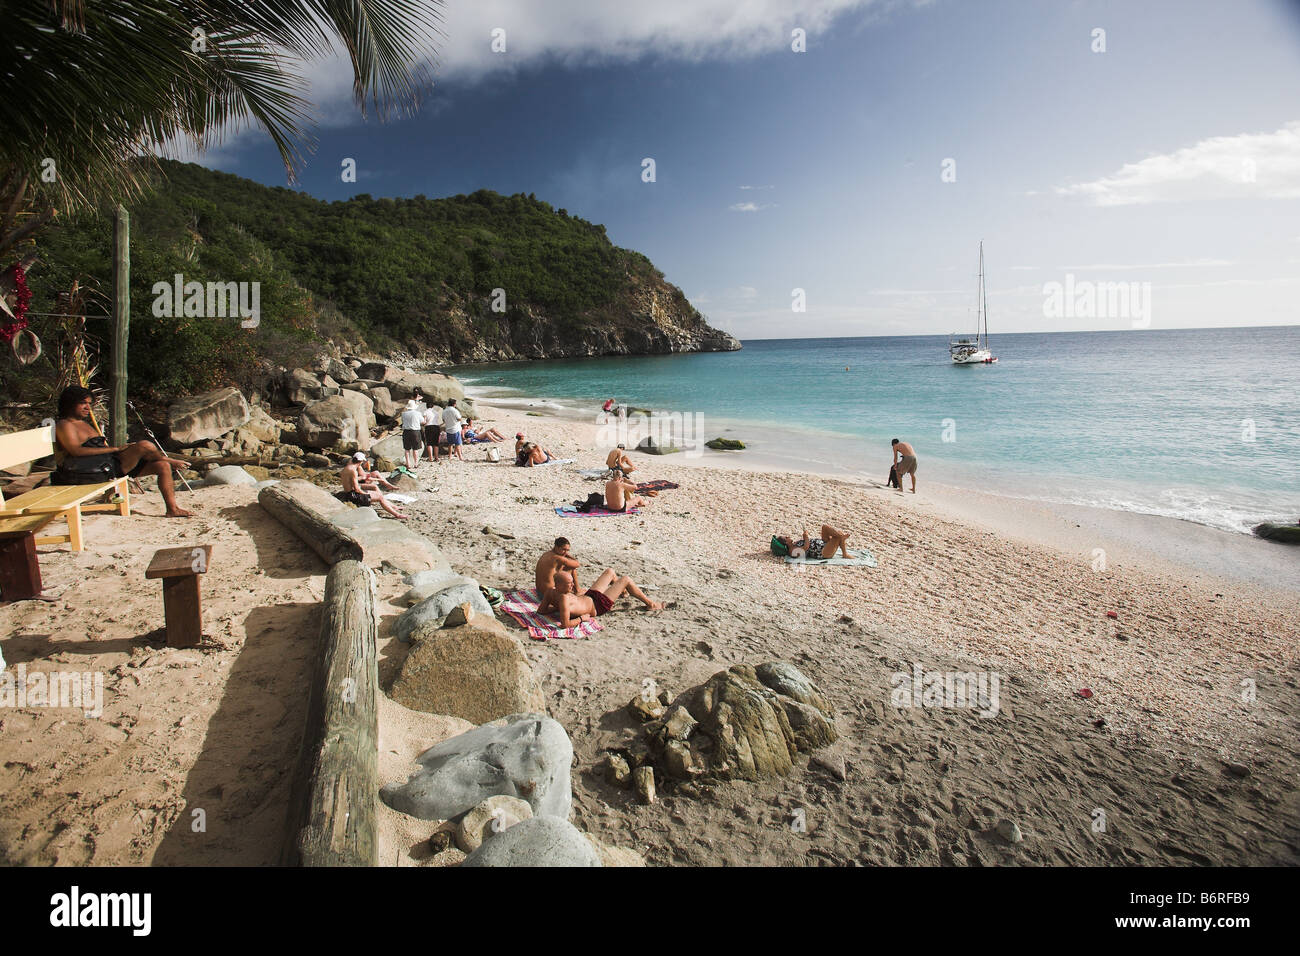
left=2, top=401, right=1296, bottom=866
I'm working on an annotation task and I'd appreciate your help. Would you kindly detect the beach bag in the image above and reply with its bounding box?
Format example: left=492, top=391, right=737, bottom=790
left=887, top=464, right=901, bottom=489
left=51, top=436, right=118, bottom=486
left=574, top=492, right=605, bottom=513
left=485, top=447, right=501, bottom=463
left=770, top=535, right=790, bottom=557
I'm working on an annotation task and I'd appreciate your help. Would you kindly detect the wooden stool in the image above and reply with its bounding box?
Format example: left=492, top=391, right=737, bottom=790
left=0, top=513, right=58, bottom=602
left=146, top=545, right=212, bottom=648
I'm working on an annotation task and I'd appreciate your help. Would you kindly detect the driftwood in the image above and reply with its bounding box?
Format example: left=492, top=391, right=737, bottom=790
left=258, top=479, right=363, bottom=565
left=282, top=560, right=379, bottom=866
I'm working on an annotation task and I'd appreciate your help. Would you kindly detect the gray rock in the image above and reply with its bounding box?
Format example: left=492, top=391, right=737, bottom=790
left=327, top=358, right=358, bottom=384
left=460, top=817, right=599, bottom=868
left=203, top=464, right=257, bottom=487
left=601, top=753, right=632, bottom=788
left=379, top=713, right=573, bottom=821
left=168, top=387, right=251, bottom=445
left=995, top=819, right=1023, bottom=844
left=455, top=794, right=534, bottom=853
left=393, top=580, right=493, bottom=642
left=285, top=368, right=327, bottom=406
left=252, top=479, right=281, bottom=490
left=636, top=437, right=681, bottom=455
left=369, top=386, right=400, bottom=422
left=399, top=569, right=471, bottom=606
left=370, top=432, right=406, bottom=463
left=634, top=765, right=656, bottom=804
left=662, top=705, right=698, bottom=741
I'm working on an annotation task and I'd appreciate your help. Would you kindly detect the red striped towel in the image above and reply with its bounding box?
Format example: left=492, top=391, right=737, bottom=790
left=500, top=588, right=605, bottom=641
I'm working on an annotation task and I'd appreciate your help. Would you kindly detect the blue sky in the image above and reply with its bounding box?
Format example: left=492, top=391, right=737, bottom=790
left=195, top=0, right=1300, bottom=339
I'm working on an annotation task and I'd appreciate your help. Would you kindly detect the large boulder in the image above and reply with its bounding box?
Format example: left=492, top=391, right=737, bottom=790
left=370, top=432, right=406, bottom=463
left=1252, top=521, right=1300, bottom=544
left=390, top=616, right=546, bottom=724
left=392, top=580, right=493, bottom=641
left=386, top=371, right=465, bottom=405
left=242, top=404, right=282, bottom=443
left=203, top=465, right=257, bottom=487
left=379, top=713, right=573, bottom=821
left=356, top=361, right=403, bottom=383
left=369, top=386, right=400, bottom=422
left=460, top=817, right=600, bottom=868
left=327, top=358, right=358, bottom=384
left=297, top=392, right=376, bottom=451
left=168, top=387, right=250, bottom=445
left=285, top=368, right=333, bottom=406
left=651, top=662, right=838, bottom=781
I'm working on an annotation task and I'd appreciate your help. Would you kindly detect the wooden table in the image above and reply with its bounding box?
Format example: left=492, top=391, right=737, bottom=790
left=0, top=512, right=58, bottom=601
left=145, top=545, right=212, bottom=648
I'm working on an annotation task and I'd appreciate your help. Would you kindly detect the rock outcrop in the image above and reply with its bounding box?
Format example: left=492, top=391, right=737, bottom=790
left=297, top=392, right=376, bottom=451
left=167, top=387, right=250, bottom=445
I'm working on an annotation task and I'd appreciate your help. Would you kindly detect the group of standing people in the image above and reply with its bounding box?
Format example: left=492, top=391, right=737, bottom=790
left=398, top=392, right=508, bottom=470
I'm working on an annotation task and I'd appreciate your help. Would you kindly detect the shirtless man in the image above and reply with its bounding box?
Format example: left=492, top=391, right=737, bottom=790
left=535, top=537, right=581, bottom=595
left=891, top=438, right=918, bottom=494
left=604, top=474, right=647, bottom=512
left=537, top=568, right=662, bottom=626
left=53, top=386, right=193, bottom=517
left=605, top=444, right=635, bottom=477
left=339, top=457, right=407, bottom=519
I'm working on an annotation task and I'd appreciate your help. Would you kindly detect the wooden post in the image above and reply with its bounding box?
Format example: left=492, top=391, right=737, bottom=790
left=282, top=560, right=378, bottom=866
left=110, top=204, right=129, bottom=446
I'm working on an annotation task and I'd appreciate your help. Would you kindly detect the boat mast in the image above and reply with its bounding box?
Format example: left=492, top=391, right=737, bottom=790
left=979, top=240, right=988, bottom=349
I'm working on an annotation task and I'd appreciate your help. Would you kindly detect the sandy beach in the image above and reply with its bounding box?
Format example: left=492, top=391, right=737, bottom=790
left=2, top=399, right=1297, bottom=866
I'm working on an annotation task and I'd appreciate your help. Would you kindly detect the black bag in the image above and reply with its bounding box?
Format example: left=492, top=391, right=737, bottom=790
left=574, top=492, right=605, bottom=513
left=51, top=436, right=118, bottom=486
left=887, top=463, right=901, bottom=489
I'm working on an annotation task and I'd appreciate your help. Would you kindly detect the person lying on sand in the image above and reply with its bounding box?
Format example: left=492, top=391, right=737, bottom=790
left=463, top=419, right=507, bottom=443
left=338, top=458, right=407, bottom=519
left=53, top=385, right=193, bottom=517
left=517, top=442, right=556, bottom=467
left=538, top=569, right=662, bottom=626
left=535, top=537, right=582, bottom=594
left=776, top=523, right=851, bottom=560
left=605, top=445, right=635, bottom=476
left=604, top=474, right=647, bottom=511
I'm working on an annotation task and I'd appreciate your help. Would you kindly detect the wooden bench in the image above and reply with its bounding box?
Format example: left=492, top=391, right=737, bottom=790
left=0, top=425, right=130, bottom=552
left=146, top=545, right=212, bottom=648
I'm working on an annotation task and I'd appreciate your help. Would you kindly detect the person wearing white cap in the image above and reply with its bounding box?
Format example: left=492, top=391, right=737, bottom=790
left=400, top=398, right=424, bottom=471
left=338, top=452, right=407, bottom=519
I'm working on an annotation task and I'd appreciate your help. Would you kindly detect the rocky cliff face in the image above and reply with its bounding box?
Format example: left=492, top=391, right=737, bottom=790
left=394, top=281, right=740, bottom=364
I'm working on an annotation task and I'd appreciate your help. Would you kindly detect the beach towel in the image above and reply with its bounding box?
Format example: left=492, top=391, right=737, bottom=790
left=386, top=493, right=418, bottom=504
left=500, top=587, right=605, bottom=641
left=635, top=480, right=680, bottom=492
left=783, top=548, right=878, bottom=567
left=534, top=458, right=576, bottom=466
left=578, top=468, right=609, bottom=479
left=554, top=505, right=642, bottom=517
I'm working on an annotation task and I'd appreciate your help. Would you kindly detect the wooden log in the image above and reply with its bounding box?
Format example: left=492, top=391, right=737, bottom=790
left=282, top=560, right=378, bottom=866
left=110, top=204, right=130, bottom=447
left=257, top=480, right=363, bottom=565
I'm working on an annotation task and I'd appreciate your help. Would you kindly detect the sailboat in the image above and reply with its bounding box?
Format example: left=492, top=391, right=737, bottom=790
left=949, top=241, right=998, bottom=365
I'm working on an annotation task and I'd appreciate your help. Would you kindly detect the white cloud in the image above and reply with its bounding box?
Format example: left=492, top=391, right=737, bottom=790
left=1055, top=122, right=1300, bottom=206
left=739, top=184, right=775, bottom=190
left=729, top=201, right=773, bottom=212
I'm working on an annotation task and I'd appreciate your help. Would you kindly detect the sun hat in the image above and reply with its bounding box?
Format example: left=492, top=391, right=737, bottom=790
left=352, top=452, right=367, bottom=461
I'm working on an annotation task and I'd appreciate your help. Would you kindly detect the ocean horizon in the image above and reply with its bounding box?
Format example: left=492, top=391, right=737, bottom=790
left=455, top=326, right=1300, bottom=537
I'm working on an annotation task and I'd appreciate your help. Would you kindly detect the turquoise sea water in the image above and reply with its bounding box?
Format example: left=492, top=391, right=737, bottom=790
left=455, top=327, right=1300, bottom=535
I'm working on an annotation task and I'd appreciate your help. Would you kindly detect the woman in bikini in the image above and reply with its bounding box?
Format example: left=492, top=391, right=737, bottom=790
left=776, top=523, right=851, bottom=560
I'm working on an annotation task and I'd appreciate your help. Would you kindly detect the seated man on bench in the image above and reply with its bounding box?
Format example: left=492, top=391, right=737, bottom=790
left=53, top=386, right=193, bottom=518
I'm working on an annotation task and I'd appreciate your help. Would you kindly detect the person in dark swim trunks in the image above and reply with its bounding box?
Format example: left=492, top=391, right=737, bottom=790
left=537, top=568, right=663, bottom=626
left=53, top=386, right=193, bottom=517
left=775, top=523, right=851, bottom=560
left=338, top=455, right=407, bottom=519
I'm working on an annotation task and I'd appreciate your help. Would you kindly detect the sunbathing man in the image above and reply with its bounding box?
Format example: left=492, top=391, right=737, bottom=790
left=605, top=444, right=635, bottom=477
left=604, top=474, right=647, bottom=512
left=517, top=441, right=557, bottom=467
left=535, top=537, right=581, bottom=594
left=338, top=457, right=407, bottom=519
left=776, top=523, right=851, bottom=560
left=53, top=385, right=193, bottom=517
left=538, top=568, right=662, bottom=626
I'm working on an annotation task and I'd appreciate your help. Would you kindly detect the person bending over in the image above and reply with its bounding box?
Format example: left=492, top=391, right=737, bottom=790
left=537, top=569, right=662, bottom=626
left=604, top=474, right=647, bottom=512
left=53, top=386, right=193, bottom=517
left=535, top=537, right=581, bottom=594
left=776, top=523, right=851, bottom=560
left=891, top=438, right=918, bottom=494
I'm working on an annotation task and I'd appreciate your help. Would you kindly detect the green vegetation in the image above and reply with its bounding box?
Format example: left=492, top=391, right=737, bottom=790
left=14, top=160, right=705, bottom=402
left=705, top=437, right=746, bottom=450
